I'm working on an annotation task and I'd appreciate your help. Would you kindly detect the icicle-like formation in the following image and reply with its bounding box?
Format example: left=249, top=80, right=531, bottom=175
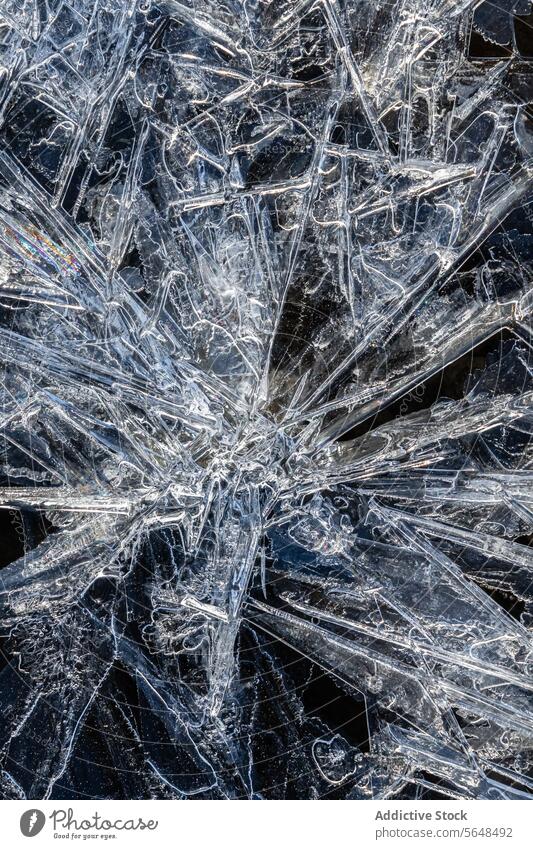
left=0, top=0, right=532, bottom=800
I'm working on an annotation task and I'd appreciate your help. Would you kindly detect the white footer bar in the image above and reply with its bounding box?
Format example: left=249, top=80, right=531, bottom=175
left=2, top=799, right=530, bottom=849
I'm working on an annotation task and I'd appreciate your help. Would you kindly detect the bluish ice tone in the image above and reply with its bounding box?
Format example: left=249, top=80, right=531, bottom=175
left=0, top=0, right=531, bottom=800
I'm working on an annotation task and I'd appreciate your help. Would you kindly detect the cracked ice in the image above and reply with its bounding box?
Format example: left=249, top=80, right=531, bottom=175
left=0, top=0, right=532, bottom=800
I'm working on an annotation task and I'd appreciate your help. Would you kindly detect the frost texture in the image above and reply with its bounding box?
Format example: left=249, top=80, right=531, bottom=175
left=0, top=0, right=532, bottom=801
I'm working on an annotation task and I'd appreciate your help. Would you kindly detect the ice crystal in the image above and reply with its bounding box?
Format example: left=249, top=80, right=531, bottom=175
left=0, top=0, right=532, bottom=800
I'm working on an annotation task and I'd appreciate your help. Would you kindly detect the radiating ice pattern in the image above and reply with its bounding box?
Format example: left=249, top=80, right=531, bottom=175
left=0, top=0, right=532, bottom=801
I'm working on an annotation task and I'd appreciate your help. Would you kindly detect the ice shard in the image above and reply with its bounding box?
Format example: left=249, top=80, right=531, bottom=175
left=0, top=0, right=531, bottom=800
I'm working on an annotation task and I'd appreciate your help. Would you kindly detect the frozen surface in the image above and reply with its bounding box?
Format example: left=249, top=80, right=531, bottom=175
left=0, top=0, right=532, bottom=800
